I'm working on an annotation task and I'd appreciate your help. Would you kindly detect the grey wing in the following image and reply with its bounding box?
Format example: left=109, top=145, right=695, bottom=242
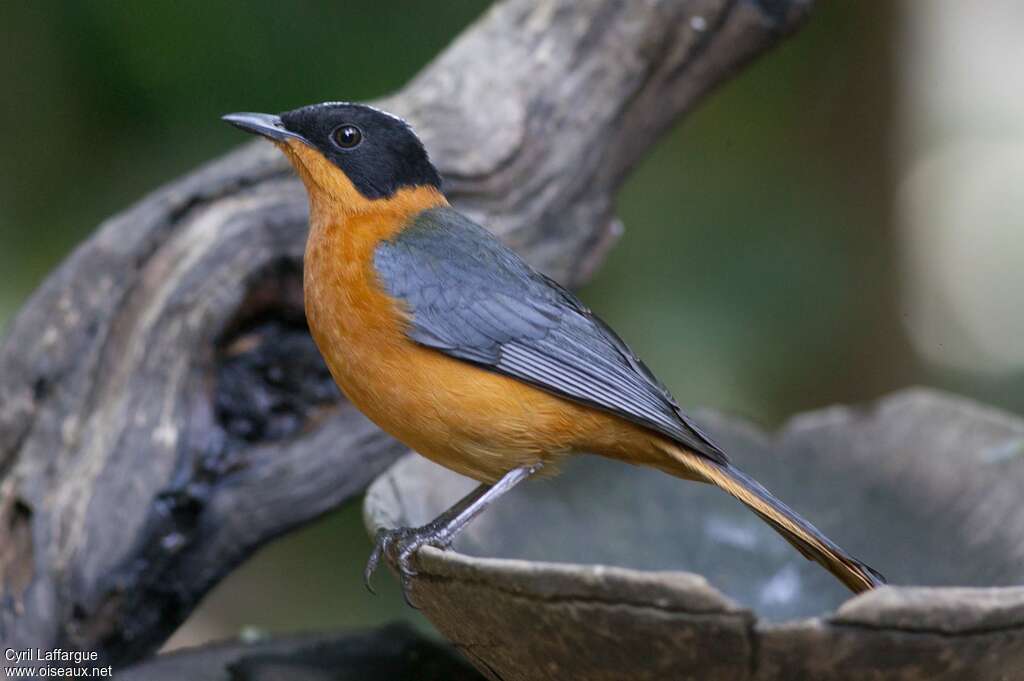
left=374, top=207, right=728, bottom=465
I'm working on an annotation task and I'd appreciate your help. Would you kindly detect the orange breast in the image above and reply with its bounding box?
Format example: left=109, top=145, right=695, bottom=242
left=302, top=187, right=659, bottom=483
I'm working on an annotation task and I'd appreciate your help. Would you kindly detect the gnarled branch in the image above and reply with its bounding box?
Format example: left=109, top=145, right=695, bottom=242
left=0, top=0, right=810, bottom=666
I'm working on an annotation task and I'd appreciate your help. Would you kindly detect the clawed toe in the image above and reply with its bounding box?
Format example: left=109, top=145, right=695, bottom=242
left=362, top=530, right=388, bottom=595
left=362, top=466, right=542, bottom=608
left=363, top=524, right=452, bottom=607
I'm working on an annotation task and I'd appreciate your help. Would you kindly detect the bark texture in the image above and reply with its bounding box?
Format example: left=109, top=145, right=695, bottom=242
left=0, top=0, right=810, bottom=667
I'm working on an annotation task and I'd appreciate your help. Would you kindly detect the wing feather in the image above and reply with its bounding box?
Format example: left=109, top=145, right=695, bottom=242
left=374, top=207, right=728, bottom=465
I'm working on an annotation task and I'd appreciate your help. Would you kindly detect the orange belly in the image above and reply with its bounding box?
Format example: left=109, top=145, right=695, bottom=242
left=328, top=335, right=586, bottom=481
left=301, top=190, right=659, bottom=483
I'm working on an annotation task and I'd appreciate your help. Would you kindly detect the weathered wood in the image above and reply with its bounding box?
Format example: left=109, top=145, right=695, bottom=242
left=365, top=390, right=1024, bottom=681
left=0, top=0, right=810, bottom=666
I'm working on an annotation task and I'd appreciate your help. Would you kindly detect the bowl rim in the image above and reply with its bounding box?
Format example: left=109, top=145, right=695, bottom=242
left=411, top=546, right=1024, bottom=635
left=365, top=388, right=1024, bottom=636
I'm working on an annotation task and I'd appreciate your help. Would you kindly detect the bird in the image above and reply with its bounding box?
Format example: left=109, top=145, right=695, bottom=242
left=223, top=102, right=884, bottom=603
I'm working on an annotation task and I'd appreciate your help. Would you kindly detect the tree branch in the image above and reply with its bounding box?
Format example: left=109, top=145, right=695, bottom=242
left=0, top=0, right=810, bottom=666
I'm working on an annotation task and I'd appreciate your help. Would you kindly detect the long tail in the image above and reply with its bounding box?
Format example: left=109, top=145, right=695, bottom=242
left=659, top=442, right=885, bottom=593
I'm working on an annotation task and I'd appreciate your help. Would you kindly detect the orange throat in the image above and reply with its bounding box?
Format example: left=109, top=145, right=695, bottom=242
left=287, top=134, right=448, bottom=420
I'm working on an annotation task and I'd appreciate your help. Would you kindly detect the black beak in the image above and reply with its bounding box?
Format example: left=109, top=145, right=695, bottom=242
left=222, top=112, right=308, bottom=143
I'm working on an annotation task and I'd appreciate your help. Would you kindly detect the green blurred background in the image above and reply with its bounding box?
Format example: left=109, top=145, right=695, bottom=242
left=2, top=0, right=1021, bottom=648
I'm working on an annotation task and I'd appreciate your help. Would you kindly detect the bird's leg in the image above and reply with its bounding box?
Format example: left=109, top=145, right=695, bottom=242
left=364, top=462, right=543, bottom=606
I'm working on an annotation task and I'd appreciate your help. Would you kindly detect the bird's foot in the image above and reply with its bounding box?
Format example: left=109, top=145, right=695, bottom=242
left=364, top=521, right=455, bottom=607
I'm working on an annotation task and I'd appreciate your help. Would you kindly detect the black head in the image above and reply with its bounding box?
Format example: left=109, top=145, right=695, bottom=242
left=223, top=102, right=441, bottom=200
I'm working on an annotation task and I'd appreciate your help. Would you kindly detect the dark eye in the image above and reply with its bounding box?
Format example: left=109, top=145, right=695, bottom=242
left=332, top=124, right=362, bottom=149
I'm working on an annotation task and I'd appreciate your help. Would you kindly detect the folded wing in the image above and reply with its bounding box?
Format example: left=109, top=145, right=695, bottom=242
left=374, top=207, right=728, bottom=465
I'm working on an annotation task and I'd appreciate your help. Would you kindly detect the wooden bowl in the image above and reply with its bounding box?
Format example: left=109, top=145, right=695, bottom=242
left=364, top=389, right=1024, bottom=680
